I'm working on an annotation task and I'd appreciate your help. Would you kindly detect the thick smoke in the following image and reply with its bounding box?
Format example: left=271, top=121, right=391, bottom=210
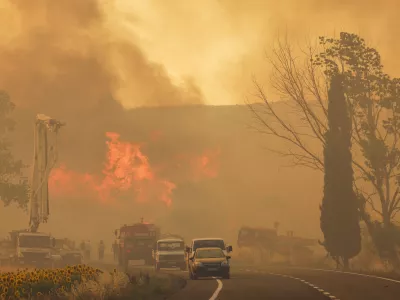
left=0, top=0, right=203, bottom=116
left=0, top=0, right=398, bottom=111
left=117, top=0, right=400, bottom=105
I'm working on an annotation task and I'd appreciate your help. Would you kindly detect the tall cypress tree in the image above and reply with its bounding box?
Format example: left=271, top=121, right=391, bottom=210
left=320, top=74, right=361, bottom=270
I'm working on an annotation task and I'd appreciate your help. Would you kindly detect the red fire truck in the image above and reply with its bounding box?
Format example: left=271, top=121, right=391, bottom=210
left=114, top=218, right=160, bottom=267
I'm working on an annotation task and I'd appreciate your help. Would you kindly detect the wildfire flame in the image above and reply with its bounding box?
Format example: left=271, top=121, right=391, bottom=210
left=190, top=148, right=220, bottom=180
left=49, top=132, right=220, bottom=206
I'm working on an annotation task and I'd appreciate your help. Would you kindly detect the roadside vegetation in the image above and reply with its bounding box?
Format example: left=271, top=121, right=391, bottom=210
left=0, top=264, right=184, bottom=299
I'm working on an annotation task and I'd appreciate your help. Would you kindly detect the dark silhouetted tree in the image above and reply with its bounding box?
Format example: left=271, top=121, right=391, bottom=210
left=251, top=32, right=400, bottom=268
left=0, top=90, right=29, bottom=209
left=320, top=74, right=361, bottom=270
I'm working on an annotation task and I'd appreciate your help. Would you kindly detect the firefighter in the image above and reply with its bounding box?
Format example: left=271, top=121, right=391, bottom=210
left=112, top=241, right=118, bottom=262
left=84, top=240, right=91, bottom=261
left=80, top=240, right=85, bottom=252
left=79, top=240, right=85, bottom=259
left=98, top=240, right=105, bottom=260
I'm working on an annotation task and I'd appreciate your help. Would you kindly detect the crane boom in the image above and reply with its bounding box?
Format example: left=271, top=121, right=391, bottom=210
left=29, top=114, right=65, bottom=232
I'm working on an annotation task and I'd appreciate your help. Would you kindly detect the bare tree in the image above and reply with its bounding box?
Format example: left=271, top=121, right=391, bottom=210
left=250, top=32, right=400, bottom=268
left=249, top=37, right=327, bottom=171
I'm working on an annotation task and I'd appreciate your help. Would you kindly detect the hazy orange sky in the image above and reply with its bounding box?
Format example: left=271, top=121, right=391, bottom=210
left=107, top=0, right=400, bottom=106
left=0, top=0, right=398, bottom=109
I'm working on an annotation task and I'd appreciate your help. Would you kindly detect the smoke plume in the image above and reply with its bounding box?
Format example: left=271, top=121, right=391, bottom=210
left=0, top=0, right=203, bottom=116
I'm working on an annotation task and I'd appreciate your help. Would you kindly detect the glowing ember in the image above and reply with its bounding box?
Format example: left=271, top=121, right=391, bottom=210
left=191, top=148, right=221, bottom=179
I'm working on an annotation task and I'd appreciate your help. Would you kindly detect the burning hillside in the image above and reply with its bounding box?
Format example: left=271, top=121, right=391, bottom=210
left=48, top=131, right=220, bottom=206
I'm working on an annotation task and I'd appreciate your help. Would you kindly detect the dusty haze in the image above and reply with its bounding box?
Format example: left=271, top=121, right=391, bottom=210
left=0, top=0, right=398, bottom=248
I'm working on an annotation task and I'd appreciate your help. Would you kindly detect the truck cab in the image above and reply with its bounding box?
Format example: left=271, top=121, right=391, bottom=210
left=185, top=238, right=233, bottom=260
left=10, top=231, right=56, bottom=268
left=153, top=238, right=186, bottom=271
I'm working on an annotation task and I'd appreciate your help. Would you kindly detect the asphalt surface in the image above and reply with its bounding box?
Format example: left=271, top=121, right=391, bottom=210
left=165, top=265, right=400, bottom=300
left=91, top=259, right=400, bottom=299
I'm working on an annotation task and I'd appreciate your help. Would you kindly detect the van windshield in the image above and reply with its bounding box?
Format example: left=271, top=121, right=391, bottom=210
left=193, top=240, right=225, bottom=251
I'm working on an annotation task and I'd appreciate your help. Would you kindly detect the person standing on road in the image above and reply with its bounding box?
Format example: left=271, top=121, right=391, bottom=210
left=80, top=240, right=85, bottom=251
left=112, top=241, right=118, bottom=262
left=80, top=240, right=85, bottom=259
left=84, top=240, right=91, bottom=261
left=98, top=240, right=105, bottom=261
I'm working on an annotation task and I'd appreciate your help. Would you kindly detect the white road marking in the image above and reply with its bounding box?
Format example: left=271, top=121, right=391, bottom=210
left=209, top=277, right=223, bottom=300
left=268, top=272, right=340, bottom=300
left=283, top=266, right=400, bottom=284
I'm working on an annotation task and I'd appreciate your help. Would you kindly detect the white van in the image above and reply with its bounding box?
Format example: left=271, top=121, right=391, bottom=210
left=153, top=238, right=186, bottom=271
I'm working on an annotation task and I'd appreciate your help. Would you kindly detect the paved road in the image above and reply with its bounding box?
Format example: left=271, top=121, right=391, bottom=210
left=166, top=266, right=400, bottom=300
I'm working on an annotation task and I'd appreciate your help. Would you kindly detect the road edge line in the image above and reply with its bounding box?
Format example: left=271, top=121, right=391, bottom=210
left=237, top=264, right=400, bottom=284
left=284, top=266, right=400, bottom=284
left=269, top=272, right=340, bottom=300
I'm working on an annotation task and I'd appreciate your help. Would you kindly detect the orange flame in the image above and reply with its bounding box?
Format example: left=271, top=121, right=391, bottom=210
left=49, top=132, right=220, bottom=206
left=49, top=132, right=176, bottom=206
left=190, top=148, right=220, bottom=180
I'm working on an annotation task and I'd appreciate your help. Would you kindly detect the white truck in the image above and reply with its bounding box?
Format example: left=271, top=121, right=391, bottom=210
left=9, top=230, right=56, bottom=268
left=153, top=238, right=187, bottom=271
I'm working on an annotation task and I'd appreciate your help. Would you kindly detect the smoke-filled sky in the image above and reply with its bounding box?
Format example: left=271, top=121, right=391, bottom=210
left=0, top=0, right=398, bottom=110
